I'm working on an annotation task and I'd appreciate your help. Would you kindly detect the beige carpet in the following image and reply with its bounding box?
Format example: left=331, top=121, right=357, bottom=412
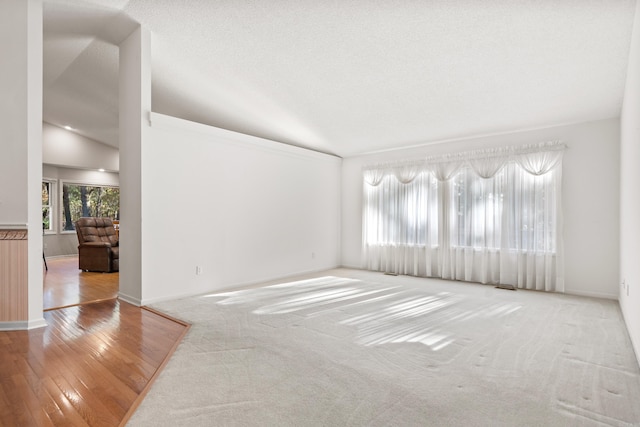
left=128, top=269, right=640, bottom=426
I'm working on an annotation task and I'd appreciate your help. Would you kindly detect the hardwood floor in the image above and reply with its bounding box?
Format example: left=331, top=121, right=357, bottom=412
left=43, top=257, right=119, bottom=311
left=0, top=256, right=190, bottom=426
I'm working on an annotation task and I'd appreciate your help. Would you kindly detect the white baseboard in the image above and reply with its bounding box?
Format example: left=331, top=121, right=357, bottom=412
left=29, top=318, right=48, bottom=329
left=118, top=292, right=142, bottom=307
left=0, top=318, right=47, bottom=331
left=46, top=254, right=78, bottom=260
left=139, top=265, right=342, bottom=307
left=339, top=264, right=364, bottom=270
left=563, top=288, right=618, bottom=300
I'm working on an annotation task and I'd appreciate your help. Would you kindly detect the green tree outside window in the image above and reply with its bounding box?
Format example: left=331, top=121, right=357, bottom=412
left=61, top=183, right=119, bottom=231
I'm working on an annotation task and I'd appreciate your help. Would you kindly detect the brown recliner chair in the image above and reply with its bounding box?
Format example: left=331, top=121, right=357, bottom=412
left=75, top=217, right=119, bottom=272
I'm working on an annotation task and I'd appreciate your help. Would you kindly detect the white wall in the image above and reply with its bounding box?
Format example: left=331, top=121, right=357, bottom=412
left=0, top=0, right=45, bottom=328
left=342, top=118, right=620, bottom=299
left=25, top=0, right=44, bottom=327
left=42, top=165, right=119, bottom=187
left=139, top=113, right=341, bottom=304
left=42, top=164, right=119, bottom=257
left=118, top=26, right=150, bottom=305
left=1, top=3, right=29, bottom=224
left=43, top=122, right=119, bottom=172
left=620, top=1, right=640, bottom=365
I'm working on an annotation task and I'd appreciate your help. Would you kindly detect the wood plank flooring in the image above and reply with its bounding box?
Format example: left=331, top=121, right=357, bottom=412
left=43, top=257, right=119, bottom=311
left=0, top=256, right=190, bottom=426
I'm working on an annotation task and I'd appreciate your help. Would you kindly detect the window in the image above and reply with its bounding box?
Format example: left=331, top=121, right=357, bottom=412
left=42, top=180, right=55, bottom=232
left=61, top=182, right=120, bottom=231
left=362, top=142, right=564, bottom=291
left=450, top=165, right=557, bottom=253
left=451, top=167, right=504, bottom=250
left=503, top=167, right=557, bottom=253
left=364, top=172, right=438, bottom=247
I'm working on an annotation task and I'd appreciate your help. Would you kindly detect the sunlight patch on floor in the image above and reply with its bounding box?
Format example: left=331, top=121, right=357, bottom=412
left=201, top=276, right=522, bottom=351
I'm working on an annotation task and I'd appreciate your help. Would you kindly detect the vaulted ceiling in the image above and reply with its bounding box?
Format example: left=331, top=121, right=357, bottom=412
left=43, top=0, right=637, bottom=157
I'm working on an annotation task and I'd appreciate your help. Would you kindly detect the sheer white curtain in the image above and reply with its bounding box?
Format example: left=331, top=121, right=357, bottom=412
left=362, top=141, right=565, bottom=292
left=363, top=168, right=439, bottom=277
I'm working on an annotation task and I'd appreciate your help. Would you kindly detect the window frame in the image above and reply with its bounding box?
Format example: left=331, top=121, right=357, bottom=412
left=42, top=178, right=57, bottom=235
left=58, top=179, right=120, bottom=234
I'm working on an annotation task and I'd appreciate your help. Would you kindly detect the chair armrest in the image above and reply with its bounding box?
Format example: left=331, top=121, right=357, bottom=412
left=80, top=241, right=112, bottom=248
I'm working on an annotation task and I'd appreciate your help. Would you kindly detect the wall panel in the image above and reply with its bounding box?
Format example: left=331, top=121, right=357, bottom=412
left=0, top=229, right=28, bottom=321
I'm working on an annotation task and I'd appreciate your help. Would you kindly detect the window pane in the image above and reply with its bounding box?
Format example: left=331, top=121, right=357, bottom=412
left=363, top=172, right=438, bottom=246
left=42, top=181, right=52, bottom=231
left=451, top=168, right=504, bottom=249
left=42, top=182, right=50, bottom=205
left=363, top=162, right=557, bottom=254
left=61, top=183, right=120, bottom=231
left=42, top=207, right=51, bottom=231
left=508, top=169, right=556, bottom=252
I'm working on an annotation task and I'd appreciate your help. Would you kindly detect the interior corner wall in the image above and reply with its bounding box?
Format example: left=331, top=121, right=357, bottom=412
left=341, top=118, right=621, bottom=299
left=140, top=113, right=341, bottom=304
left=620, top=0, right=640, bottom=366
left=118, top=25, right=150, bottom=305
left=26, top=0, right=44, bottom=326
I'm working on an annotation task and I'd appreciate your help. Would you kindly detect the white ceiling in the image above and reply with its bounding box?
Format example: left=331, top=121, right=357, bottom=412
left=43, top=0, right=637, bottom=157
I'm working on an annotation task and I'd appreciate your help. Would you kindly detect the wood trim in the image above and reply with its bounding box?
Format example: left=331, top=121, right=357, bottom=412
left=0, top=229, right=28, bottom=240
left=119, top=307, right=191, bottom=426
left=44, top=297, right=118, bottom=312
left=142, top=305, right=191, bottom=327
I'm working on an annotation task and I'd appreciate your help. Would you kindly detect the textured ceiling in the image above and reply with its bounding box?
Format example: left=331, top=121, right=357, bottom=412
left=43, top=0, right=637, bottom=157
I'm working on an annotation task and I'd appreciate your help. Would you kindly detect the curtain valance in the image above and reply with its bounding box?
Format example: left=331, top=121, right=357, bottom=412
left=363, top=140, right=566, bottom=185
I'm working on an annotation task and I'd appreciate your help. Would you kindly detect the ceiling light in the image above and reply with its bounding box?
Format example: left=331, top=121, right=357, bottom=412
left=98, top=168, right=105, bottom=172
left=64, top=125, right=74, bottom=131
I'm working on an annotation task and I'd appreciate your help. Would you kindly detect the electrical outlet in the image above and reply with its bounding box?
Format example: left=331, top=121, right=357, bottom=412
left=43, top=243, right=48, bottom=249
left=311, top=252, right=316, bottom=259
left=627, top=281, right=630, bottom=297
left=196, top=266, right=202, bottom=275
